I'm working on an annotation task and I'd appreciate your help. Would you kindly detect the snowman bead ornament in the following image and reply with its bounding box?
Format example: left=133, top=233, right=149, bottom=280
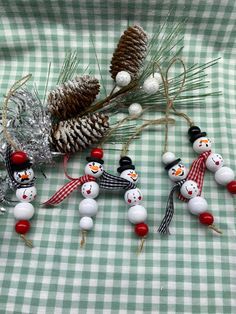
left=79, top=148, right=104, bottom=247
left=118, top=156, right=149, bottom=252
left=10, top=150, right=36, bottom=247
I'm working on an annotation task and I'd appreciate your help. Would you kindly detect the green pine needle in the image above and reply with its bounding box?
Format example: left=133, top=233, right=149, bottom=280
left=57, top=50, right=81, bottom=85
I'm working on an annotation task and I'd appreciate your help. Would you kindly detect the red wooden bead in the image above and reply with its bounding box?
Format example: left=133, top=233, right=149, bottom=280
left=91, top=148, right=103, bottom=159
left=199, top=212, right=214, bottom=226
left=227, top=180, right=236, bottom=194
left=11, top=151, right=28, bottom=165
left=15, top=220, right=31, bottom=234
left=134, top=223, right=149, bottom=237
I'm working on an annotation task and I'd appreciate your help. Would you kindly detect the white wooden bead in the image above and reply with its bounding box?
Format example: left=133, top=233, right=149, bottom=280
left=180, top=180, right=199, bottom=199
left=81, top=181, right=99, bottom=198
left=115, top=71, right=131, bottom=87
left=128, top=103, right=143, bottom=116
left=127, top=205, right=147, bottom=224
left=124, top=188, right=143, bottom=206
left=84, top=161, right=104, bottom=178
left=79, top=216, right=94, bottom=230
left=13, top=202, right=35, bottom=220
left=168, top=163, right=188, bottom=182
left=214, top=166, right=235, bottom=186
left=143, top=77, right=159, bottom=95
left=193, top=137, right=212, bottom=154
left=120, top=169, right=139, bottom=183
left=162, top=152, right=176, bottom=165
left=79, top=199, right=98, bottom=217
left=187, top=196, right=208, bottom=215
left=13, top=168, right=34, bottom=184
left=206, top=153, right=224, bottom=172
left=16, top=186, right=37, bottom=202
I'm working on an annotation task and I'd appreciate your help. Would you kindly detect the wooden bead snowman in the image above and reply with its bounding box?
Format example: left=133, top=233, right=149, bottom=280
left=117, top=156, right=149, bottom=251
left=79, top=148, right=104, bottom=246
left=158, top=152, right=189, bottom=234
left=11, top=151, right=36, bottom=247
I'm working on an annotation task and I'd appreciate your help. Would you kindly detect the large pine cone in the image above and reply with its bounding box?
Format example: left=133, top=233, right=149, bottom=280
left=47, top=75, right=100, bottom=120
left=110, top=25, right=148, bottom=80
left=49, top=113, right=109, bottom=154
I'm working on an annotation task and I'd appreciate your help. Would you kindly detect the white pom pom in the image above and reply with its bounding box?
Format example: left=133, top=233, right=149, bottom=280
left=115, top=71, right=131, bottom=87
left=79, top=216, right=94, bottom=230
left=143, top=77, right=159, bottom=95
left=79, top=199, right=98, bottom=217
left=128, top=103, right=143, bottom=116
left=162, top=152, right=176, bottom=165
left=187, top=196, right=208, bottom=215
left=14, top=202, right=35, bottom=220
left=127, top=205, right=147, bottom=224
left=153, top=72, right=162, bottom=84
left=214, top=167, right=235, bottom=186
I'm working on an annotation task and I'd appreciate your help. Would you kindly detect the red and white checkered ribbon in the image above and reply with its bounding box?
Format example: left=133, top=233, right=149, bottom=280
left=43, top=174, right=95, bottom=205
left=179, top=150, right=211, bottom=201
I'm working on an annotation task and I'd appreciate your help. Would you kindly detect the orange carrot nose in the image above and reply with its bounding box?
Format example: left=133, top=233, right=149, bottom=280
left=21, top=174, right=29, bottom=179
left=201, top=139, right=209, bottom=143
left=90, top=165, right=99, bottom=171
left=130, top=173, right=137, bottom=178
left=175, top=168, right=182, bottom=176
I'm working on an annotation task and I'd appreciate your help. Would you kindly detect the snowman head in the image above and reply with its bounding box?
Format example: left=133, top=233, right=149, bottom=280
left=168, top=162, right=188, bottom=182
left=81, top=181, right=99, bottom=199
left=16, top=186, right=37, bottom=202
left=124, top=188, right=143, bottom=206
left=180, top=180, right=199, bottom=199
left=13, top=168, right=34, bottom=184
left=193, top=137, right=212, bottom=154
left=206, top=153, right=224, bottom=172
left=120, top=169, right=139, bottom=183
left=84, top=161, right=104, bottom=178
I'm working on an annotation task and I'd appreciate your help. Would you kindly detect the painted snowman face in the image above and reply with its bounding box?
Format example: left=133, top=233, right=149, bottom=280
left=124, top=188, right=143, bottom=206
left=81, top=181, right=99, bottom=199
left=180, top=180, right=199, bottom=199
left=193, top=137, right=212, bottom=154
left=84, top=161, right=104, bottom=178
left=16, top=186, right=37, bottom=202
left=120, top=169, right=139, bottom=183
left=168, top=163, right=188, bottom=182
left=206, top=153, right=224, bottom=173
left=13, top=168, right=34, bottom=184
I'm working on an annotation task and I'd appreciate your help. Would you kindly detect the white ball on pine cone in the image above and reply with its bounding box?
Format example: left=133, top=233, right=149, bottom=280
left=187, top=196, right=208, bottom=215
left=127, top=205, right=147, bottom=224
left=128, top=103, right=143, bottom=116
left=162, top=152, right=176, bottom=165
left=115, top=71, right=131, bottom=87
left=13, top=202, right=35, bottom=220
left=214, top=166, right=235, bottom=185
left=79, top=216, right=94, bottom=230
left=79, top=198, right=98, bottom=217
left=143, top=77, right=159, bottom=95
left=152, top=72, right=162, bottom=84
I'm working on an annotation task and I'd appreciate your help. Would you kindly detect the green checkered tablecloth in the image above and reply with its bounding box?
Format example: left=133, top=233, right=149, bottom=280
left=0, top=1, right=236, bottom=313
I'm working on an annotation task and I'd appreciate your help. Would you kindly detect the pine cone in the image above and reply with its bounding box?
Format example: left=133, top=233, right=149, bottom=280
left=47, top=75, right=100, bottom=120
left=110, top=25, right=148, bottom=80
left=49, top=113, right=109, bottom=154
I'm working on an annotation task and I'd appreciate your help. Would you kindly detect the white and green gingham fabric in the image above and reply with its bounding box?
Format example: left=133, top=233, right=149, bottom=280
left=0, top=1, right=236, bottom=313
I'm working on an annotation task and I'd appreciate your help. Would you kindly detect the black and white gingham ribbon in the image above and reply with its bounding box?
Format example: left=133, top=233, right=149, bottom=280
left=99, top=171, right=136, bottom=190
left=158, top=179, right=186, bottom=235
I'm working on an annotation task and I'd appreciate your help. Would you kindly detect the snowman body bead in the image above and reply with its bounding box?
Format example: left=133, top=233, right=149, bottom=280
left=16, top=186, right=37, bottom=202
left=206, top=153, right=224, bottom=172
left=79, top=216, right=94, bottom=230
left=14, top=202, right=35, bottom=220
left=214, top=166, right=235, bottom=186
left=79, top=199, right=98, bottom=217
left=187, top=196, right=208, bottom=215
left=81, top=181, right=99, bottom=199
left=124, top=188, right=143, bottom=206
left=180, top=180, right=199, bottom=199
left=127, top=205, right=147, bottom=224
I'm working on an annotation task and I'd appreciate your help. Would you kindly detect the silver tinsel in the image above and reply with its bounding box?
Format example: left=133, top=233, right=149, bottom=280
left=0, top=89, right=53, bottom=166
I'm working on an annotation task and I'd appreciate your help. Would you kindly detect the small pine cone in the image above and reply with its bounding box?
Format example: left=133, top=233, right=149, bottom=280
left=110, top=25, right=148, bottom=80
left=49, top=113, right=109, bottom=154
left=47, top=75, right=100, bottom=120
